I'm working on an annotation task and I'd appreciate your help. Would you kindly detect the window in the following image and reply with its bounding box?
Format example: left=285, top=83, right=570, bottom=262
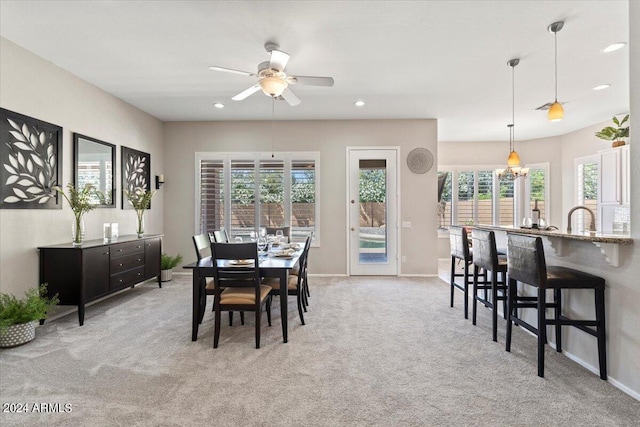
left=575, top=155, right=599, bottom=232
left=196, top=152, right=319, bottom=244
left=438, top=164, right=549, bottom=228
left=524, top=163, right=550, bottom=224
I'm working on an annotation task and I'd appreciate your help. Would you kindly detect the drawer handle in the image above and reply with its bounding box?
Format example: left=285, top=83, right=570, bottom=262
left=136, top=245, right=141, bottom=249
left=137, top=272, right=141, bottom=276
left=118, top=279, right=123, bottom=283
left=137, top=258, right=141, bottom=262
left=118, top=263, right=123, bottom=267
left=117, top=249, right=123, bottom=252
left=104, top=252, right=109, bottom=255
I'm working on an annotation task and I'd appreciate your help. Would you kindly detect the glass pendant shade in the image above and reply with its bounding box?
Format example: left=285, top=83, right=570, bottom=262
left=507, top=150, right=521, bottom=167
left=548, top=101, right=564, bottom=121
left=259, top=76, right=288, bottom=97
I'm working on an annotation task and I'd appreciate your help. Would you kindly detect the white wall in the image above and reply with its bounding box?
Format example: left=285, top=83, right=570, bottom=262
left=0, top=37, right=165, bottom=297
left=163, top=119, right=438, bottom=276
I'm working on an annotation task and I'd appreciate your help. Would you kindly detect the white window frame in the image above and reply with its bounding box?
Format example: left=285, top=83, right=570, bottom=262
left=522, top=162, right=550, bottom=224
left=195, top=151, right=321, bottom=246
left=439, top=163, right=549, bottom=227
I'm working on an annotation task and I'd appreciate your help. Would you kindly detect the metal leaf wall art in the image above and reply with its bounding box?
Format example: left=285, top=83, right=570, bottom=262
left=121, top=146, right=150, bottom=209
left=1, top=108, right=62, bottom=209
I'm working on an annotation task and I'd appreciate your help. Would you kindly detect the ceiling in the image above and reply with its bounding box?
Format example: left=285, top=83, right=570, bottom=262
left=0, top=1, right=629, bottom=142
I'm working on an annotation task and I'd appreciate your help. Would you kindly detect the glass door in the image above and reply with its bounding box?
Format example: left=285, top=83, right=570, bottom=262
left=348, top=149, right=398, bottom=275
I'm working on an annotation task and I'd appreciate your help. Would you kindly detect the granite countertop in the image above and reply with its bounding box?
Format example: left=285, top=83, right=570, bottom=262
left=475, top=225, right=633, bottom=245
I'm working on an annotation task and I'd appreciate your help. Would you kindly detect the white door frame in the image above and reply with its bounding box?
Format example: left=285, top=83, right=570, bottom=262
left=346, top=146, right=400, bottom=276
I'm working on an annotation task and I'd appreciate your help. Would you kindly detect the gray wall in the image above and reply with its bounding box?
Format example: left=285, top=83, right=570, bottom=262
left=0, top=37, right=165, bottom=297
left=163, top=119, right=439, bottom=276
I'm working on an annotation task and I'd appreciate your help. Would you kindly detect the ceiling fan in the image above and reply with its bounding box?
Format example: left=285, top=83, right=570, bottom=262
left=209, top=42, right=334, bottom=106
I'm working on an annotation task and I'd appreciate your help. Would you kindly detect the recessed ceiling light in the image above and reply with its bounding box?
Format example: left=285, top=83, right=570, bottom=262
left=603, top=42, right=626, bottom=53
left=593, top=84, right=611, bottom=91
left=213, top=103, right=225, bottom=109
left=354, top=100, right=365, bottom=107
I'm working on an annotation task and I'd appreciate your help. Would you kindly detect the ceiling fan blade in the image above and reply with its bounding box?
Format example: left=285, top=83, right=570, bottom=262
left=232, top=84, right=261, bottom=101
left=209, top=66, right=255, bottom=76
left=287, top=75, right=334, bottom=87
left=269, top=49, right=290, bottom=72
left=280, top=88, right=301, bottom=106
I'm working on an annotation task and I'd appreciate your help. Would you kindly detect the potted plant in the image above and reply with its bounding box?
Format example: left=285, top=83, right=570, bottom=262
left=595, top=114, right=629, bottom=147
left=0, top=285, right=59, bottom=348
left=53, top=183, right=98, bottom=246
left=124, top=188, right=156, bottom=237
left=160, top=253, right=183, bottom=282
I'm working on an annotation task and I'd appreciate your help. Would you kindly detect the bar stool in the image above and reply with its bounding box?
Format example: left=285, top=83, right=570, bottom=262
left=505, top=233, right=607, bottom=379
left=471, top=228, right=507, bottom=342
left=449, top=226, right=485, bottom=319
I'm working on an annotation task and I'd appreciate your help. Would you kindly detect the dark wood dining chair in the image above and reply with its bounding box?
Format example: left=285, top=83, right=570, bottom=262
left=263, top=234, right=311, bottom=325
left=212, top=228, right=229, bottom=243
left=192, top=233, right=243, bottom=325
left=505, top=233, right=607, bottom=379
left=210, top=242, right=272, bottom=348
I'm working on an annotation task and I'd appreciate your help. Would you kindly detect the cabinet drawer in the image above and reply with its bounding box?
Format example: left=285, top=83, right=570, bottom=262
left=110, top=266, right=145, bottom=291
left=110, top=252, right=144, bottom=275
left=110, top=241, right=144, bottom=258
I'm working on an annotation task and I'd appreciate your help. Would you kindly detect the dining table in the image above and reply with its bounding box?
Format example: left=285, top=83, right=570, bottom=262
left=183, top=248, right=302, bottom=343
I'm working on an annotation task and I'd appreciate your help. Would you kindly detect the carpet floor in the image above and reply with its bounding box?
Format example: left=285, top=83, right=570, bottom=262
left=1, top=275, right=638, bottom=426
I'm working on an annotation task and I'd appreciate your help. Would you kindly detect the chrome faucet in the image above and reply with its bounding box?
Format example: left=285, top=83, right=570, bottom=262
left=567, top=206, right=596, bottom=234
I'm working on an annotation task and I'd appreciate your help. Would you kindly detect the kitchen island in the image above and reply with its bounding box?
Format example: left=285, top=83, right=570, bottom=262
left=476, top=225, right=632, bottom=267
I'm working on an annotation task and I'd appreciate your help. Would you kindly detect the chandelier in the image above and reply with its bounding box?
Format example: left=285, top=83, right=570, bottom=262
left=496, top=59, right=529, bottom=181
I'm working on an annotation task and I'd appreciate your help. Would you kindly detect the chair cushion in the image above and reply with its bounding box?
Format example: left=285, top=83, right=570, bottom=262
left=546, top=266, right=605, bottom=289
left=261, top=276, right=298, bottom=290
left=220, top=285, right=272, bottom=305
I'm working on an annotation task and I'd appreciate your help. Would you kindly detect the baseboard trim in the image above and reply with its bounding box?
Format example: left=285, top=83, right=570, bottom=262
left=560, top=349, right=640, bottom=401
left=399, top=274, right=438, bottom=278
left=308, top=273, right=348, bottom=277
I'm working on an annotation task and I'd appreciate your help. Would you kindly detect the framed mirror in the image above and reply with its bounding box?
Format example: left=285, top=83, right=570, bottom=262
left=73, top=133, right=116, bottom=207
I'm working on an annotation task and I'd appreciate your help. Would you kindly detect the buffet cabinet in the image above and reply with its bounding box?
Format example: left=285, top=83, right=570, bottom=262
left=39, top=235, right=162, bottom=326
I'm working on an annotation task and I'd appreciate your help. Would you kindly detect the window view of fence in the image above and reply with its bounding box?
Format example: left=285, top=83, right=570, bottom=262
left=197, top=154, right=318, bottom=242
left=438, top=164, right=549, bottom=228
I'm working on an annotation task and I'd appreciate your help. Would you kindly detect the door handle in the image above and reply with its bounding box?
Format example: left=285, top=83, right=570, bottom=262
left=350, top=227, right=355, bottom=231
left=351, top=200, right=355, bottom=204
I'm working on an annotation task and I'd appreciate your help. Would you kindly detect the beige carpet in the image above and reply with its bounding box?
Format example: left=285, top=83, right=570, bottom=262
left=1, top=275, right=638, bottom=426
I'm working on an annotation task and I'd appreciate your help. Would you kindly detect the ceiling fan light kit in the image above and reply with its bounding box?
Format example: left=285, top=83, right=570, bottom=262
left=547, top=20, right=565, bottom=122
left=209, top=41, right=334, bottom=106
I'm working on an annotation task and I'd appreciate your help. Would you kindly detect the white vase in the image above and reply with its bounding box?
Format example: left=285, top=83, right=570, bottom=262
left=0, top=321, right=37, bottom=348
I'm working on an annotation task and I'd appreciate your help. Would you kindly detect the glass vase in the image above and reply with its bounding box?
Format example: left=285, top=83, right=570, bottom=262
left=136, top=209, right=145, bottom=238
left=72, top=214, right=85, bottom=246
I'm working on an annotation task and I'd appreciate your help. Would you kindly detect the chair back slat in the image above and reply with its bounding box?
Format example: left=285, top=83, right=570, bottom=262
left=471, top=228, right=498, bottom=271
left=192, top=234, right=211, bottom=260
left=212, top=228, right=229, bottom=243
left=506, top=233, right=547, bottom=288
left=450, top=225, right=471, bottom=261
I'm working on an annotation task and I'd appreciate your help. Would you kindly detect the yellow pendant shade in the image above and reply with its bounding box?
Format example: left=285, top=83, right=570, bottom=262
left=548, top=101, right=564, bottom=121
left=507, top=150, right=521, bottom=167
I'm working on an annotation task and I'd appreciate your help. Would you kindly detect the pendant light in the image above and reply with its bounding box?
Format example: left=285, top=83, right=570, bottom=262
left=548, top=21, right=564, bottom=121
left=496, top=58, right=529, bottom=181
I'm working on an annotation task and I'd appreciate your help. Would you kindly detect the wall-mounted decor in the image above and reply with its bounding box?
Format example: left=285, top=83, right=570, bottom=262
left=406, top=147, right=434, bottom=174
left=73, top=133, right=116, bottom=208
left=1, top=108, right=62, bottom=209
left=121, top=146, right=150, bottom=210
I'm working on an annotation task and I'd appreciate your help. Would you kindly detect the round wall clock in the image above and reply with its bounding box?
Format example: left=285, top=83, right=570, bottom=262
left=407, top=148, right=434, bottom=174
